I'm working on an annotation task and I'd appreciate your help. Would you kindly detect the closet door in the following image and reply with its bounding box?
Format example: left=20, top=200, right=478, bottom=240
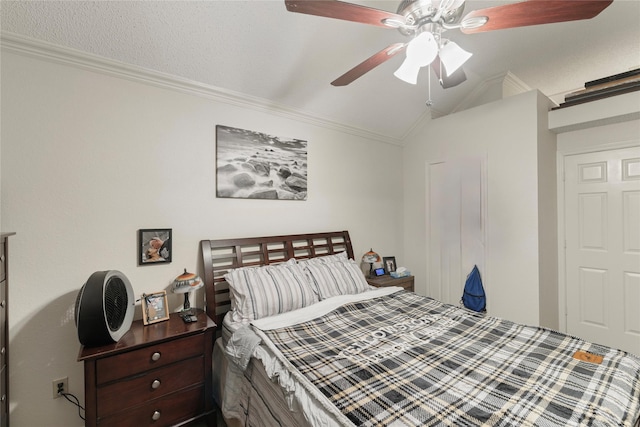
left=427, top=158, right=485, bottom=307
left=564, top=147, right=640, bottom=355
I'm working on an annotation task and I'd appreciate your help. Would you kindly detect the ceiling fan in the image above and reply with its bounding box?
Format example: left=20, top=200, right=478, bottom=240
left=284, top=0, right=613, bottom=89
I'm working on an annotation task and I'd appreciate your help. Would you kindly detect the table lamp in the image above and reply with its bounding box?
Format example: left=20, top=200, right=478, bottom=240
left=361, top=249, right=381, bottom=278
left=172, top=268, right=204, bottom=315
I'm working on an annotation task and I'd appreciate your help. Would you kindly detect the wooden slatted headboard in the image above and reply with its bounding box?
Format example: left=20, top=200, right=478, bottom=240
left=200, top=231, right=354, bottom=329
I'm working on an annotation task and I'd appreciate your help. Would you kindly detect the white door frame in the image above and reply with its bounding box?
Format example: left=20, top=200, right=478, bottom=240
left=557, top=138, right=640, bottom=333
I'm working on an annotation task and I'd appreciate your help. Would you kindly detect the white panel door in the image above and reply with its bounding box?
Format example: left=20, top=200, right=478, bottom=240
left=565, top=146, right=640, bottom=355
left=427, top=158, right=485, bottom=307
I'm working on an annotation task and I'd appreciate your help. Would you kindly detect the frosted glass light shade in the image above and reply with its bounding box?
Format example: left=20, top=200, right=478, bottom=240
left=438, top=41, right=472, bottom=77
left=394, top=58, right=422, bottom=85
left=394, top=32, right=438, bottom=85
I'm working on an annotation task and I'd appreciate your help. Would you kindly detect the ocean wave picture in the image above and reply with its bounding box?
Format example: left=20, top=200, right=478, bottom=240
left=216, top=125, right=308, bottom=200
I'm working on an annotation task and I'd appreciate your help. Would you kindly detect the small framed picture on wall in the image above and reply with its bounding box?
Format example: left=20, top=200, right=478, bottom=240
left=138, top=229, right=172, bottom=265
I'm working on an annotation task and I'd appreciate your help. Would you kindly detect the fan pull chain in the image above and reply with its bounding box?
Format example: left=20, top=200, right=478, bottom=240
left=426, top=67, right=433, bottom=107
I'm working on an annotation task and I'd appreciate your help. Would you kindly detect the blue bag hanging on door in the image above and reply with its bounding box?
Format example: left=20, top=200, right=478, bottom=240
left=461, top=265, right=486, bottom=312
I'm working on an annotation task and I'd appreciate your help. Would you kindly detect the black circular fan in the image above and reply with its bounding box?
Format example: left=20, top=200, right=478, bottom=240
left=74, top=270, right=135, bottom=347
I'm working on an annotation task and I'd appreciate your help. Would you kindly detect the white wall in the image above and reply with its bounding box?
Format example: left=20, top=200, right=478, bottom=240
left=402, top=90, right=557, bottom=326
left=0, top=51, right=404, bottom=426
left=535, top=91, right=559, bottom=329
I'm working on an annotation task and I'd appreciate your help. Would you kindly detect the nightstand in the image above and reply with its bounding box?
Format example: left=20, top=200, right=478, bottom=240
left=78, top=309, right=216, bottom=427
left=367, top=275, right=414, bottom=292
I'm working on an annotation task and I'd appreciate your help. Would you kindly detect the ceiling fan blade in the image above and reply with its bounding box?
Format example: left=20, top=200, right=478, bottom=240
left=431, top=55, right=467, bottom=89
left=461, top=0, right=613, bottom=34
left=331, top=43, right=406, bottom=86
left=285, top=0, right=405, bottom=28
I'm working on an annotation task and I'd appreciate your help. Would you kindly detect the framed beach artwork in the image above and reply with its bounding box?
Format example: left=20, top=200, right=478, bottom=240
left=216, top=125, right=308, bottom=200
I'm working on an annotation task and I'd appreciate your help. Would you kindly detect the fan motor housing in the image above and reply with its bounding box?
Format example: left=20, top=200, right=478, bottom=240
left=75, top=270, right=135, bottom=347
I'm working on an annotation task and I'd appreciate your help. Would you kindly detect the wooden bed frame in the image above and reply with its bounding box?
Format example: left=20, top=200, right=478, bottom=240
left=200, top=230, right=354, bottom=330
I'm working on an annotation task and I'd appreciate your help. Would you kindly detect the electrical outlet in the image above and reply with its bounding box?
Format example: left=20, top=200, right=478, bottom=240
left=52, top=377, right=68, bottom=399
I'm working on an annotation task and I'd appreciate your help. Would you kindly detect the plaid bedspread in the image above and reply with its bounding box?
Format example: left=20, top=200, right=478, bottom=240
left=255, top=291, right=640, bottom=427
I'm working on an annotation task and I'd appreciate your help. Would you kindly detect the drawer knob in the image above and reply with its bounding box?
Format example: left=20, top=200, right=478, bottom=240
left=1, top=395, right=5, bottom=402
left=151, top=352, right=161, bottom=362
left=151, top=410, right=161, bottom=421
left=0, top=255, right=5, bottom=263
left=0, top=348, right=4, bottom=355
left=0, top=301, right=4, bottom=309
left=151, top=379, right=161, bottom=389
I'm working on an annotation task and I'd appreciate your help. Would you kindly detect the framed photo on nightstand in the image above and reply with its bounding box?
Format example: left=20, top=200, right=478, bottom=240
left=142, top=291, right=170, bottom=325
left=383, top=256, right=396, bottom=274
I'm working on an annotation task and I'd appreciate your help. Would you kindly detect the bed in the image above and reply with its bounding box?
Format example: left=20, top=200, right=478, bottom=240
left=201, top=231, right=640, bottom=427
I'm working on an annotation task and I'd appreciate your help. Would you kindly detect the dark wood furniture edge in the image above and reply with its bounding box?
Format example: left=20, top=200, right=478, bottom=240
left=1, top=233, right=14, bottom=427
left=200, top=230, right=354, bottom=333
left=78, top=310, right=216, bottom=427
left=77, top=309, right=214, bottom=361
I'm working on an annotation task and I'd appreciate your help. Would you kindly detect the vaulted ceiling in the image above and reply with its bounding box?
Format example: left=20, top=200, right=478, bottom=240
left=2, top=0, right=639, bottom=143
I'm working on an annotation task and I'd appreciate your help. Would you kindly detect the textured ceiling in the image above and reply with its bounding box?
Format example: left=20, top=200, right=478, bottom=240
left=2, top=0, right=639, bottom=142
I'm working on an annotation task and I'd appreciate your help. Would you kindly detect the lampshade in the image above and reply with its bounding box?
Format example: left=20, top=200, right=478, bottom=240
left=438, top=40, right=472, bottom=77
left=362, top=249, right=381, bottom=264
left=394, top=31, right=438, bottom=85
left=172, top=268, right=204, bottom=293
left=172, top=268, right=204, bottom=314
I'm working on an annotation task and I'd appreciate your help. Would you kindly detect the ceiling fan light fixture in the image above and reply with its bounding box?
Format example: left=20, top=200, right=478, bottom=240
left=438, top=41, right=472, bottom=76
left=394, top=31, right=438, bottom=84
left=394, top=58, right=422, bottom=84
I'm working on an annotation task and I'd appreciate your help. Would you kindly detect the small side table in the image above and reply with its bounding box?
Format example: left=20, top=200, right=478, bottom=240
left=78, top=309, right=216, bottom=427
left=367, top=275, right=414, bottom=292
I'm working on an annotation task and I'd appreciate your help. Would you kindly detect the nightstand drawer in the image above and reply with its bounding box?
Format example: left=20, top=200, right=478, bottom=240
left=80, top=311, right=216, bottom=427
left=0, top=365, right=6, bottom=423
left=97, top=333, right=204, bottom=384
left=367, top=275, right=414, bottom=292
left=97, top=355, right=204, bottom=417
left=98, top=384, right=204, bottom=427
left=0, top=241, right=5, bottom=282
left=0, top=281, right=5, bottom=368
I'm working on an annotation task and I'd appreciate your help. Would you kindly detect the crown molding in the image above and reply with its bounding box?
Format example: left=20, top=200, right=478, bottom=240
left=448, top=71, right=533, bottom=114
left=1, top=31, right=403, bottom=146
left=502, top=71, right=532, bottom=98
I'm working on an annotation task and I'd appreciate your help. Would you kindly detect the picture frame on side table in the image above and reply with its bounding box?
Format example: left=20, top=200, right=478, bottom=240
left=383, top=256, right=397, bottom=274
left=142, top=291, right=170, bottom=325
left=139, top=228, right=172, bottom=265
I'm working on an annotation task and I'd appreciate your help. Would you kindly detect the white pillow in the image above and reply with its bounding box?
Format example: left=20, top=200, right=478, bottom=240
left=297, top=251, right=348, bottom=266
left=304, top=259, right=372, bottom=299
left=224, top=259, right=318, bottom=321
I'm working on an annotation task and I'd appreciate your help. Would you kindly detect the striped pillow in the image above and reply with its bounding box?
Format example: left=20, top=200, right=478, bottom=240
left=225, top=259, right=318, bottom=321
left=297, top=251, right=349, bottom=265
left=304, top=259, right=372, bottom=299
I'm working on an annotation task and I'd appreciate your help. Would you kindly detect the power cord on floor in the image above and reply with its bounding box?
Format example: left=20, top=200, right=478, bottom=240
left=59, top=391, right=85, bottom=421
